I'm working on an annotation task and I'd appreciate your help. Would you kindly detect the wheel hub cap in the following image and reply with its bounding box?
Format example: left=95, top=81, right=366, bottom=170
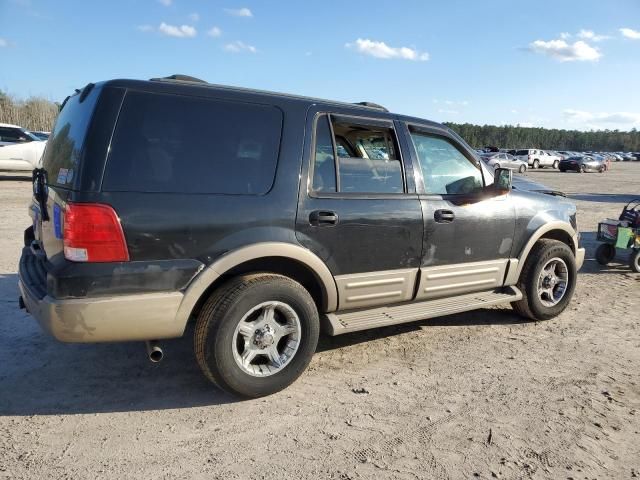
left=537, top=258, right=569, bottom=307
left=253, top=325, right=275, bottom=349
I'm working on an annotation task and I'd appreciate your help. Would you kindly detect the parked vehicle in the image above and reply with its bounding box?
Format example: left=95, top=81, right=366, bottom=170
left=18, top=76, right=585, bottom=397
left=595, top=199, right=640, bottom=273
left=31, top=131, right=50, bottom=141
left=481, top=152, right=527, bottom=173
left=0, top=123, right=47, bottom=171
left=559, top=155, right=606, bottom=173
left=515, top=149, right=560, bottom=169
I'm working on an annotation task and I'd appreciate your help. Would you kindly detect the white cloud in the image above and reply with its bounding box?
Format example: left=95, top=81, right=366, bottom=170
left=224, top=7, right=253, bottom=17
left=438, top=108, right=459, bottom=115
left=158, top=0, right=172, bottom=5
left=188, top=13, right=200, bottom=22
left=0, top=38, right=8, bottom=47
left=224, top=40, right=257, bottom=53
left=560, top=32, right=571, bottom=39
left=511, top=109, right=518, bottom=114
left=620, top=27, right=640, bottom=39
left=563, top=109, right=640, bottom=127
left=346, top=38, right=429, bottom=61
left=528, top=38, right=601, bottom=62
left=577, top=29, right=610, bottom=42
left=158, top=22, right=197, bottom=38
left=207, top=26, right=222, bottom=37
left=137, top=24, right=154, bottom=32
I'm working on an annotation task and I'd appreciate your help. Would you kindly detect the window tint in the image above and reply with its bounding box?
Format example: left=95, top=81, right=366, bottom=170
left=42, top=85, right=102, bottom=188
left=332, top=117, right=403, bottom=194
left=515, top=149, right=528, bottom=156
left=103, top=92, right=283, bottom=195
left=410, top=132, right=483, bottom=195
left=0, top=127, right=27, bottom=143
left=312, top=115, right=336, bottom=192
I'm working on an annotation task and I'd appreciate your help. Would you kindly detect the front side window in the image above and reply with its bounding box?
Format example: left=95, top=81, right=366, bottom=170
left=311, top=114, right=404, bottom=194
left=409, top=131, right=483, bottom=195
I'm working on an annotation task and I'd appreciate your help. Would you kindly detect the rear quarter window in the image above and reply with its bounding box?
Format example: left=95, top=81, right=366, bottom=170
left=102, top=91, right=283, bottom=195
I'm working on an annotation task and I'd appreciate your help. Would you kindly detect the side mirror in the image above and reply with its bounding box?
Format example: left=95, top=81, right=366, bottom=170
left=494, top=167, right=512, bottom=192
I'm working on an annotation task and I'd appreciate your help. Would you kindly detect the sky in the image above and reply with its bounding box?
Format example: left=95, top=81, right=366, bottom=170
left=1, top=0, right=639, bottom=131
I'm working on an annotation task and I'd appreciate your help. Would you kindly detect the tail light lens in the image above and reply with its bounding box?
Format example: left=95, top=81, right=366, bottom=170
left=63, top=203, right=129, bottom=262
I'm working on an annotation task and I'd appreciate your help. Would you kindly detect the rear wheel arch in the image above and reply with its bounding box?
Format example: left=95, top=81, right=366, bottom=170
left=175, top=243, right=337, bottom=334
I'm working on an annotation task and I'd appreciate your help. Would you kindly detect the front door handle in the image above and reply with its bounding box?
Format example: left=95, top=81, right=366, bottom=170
left=309, top=210, right=338, bottom=226
left=434, top=209, right=455, bottom=223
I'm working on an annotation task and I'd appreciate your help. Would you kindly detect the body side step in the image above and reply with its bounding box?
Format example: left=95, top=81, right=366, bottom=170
left=323, top=286, right=522, bottom=335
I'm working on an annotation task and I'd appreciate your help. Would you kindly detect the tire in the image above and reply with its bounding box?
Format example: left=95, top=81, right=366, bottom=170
left=598, top=166, right=605, bottom=173
left=595, top=243, right=616, bottom=265
left=194, top=273, right=320, bottom=398
left=518, top=165, right=526, bottom=174
left=494, top=163, right=501, bottom=170
left=630, top=249, right=640, bottom=273
left=553, top=160, right=559, bottom=169
left=533, top=159, right=540, bottom=169
left=511, top=239, right=577, bottom=321
left=579, top=165, right=586, bottom=173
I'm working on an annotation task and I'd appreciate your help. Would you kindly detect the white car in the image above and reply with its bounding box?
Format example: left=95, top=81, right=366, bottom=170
left=514, top=149, right=561, bottom=169
left=0, top=123, right=47, bottom=172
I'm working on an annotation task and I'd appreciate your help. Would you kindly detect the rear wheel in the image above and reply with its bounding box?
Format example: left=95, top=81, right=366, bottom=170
left=518, top=165, right=526, bottom=173
left=595, top=243, right=616, bottom=265
left=599, top=165, right=605, bottom=173
left=630, top=249, right=640, bottom=273
left=579, top=164, right=586, bottom=173
left=512, top=239, right=576, bottom=321
left=194, top=273, right=320, bottom=398
left=533, top=159, right=540, bottom=169
left=553, top=160, right=559, bottom=169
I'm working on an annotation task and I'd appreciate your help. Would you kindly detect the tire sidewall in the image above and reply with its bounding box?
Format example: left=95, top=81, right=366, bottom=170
left=523, top=243, right=577, bottom=320
left=205, top=277, right=319, bottom=397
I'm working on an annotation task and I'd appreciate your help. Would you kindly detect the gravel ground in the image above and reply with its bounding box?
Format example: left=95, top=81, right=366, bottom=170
left=0, top=164, right=639, bottom=479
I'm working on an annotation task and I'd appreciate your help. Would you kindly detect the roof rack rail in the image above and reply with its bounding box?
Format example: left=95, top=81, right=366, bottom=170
left=150, top=74, right=209, bottom=84
left=354, top=101, right=388, bottom=112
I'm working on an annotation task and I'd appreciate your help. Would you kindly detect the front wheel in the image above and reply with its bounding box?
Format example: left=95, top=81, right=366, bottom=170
left=194, top=273, right=320, bottom=398
left=630, top=249, right=640, bottom=273
left=511, top=239, right=577, bottom=321
left=553, top=160, right=559, bottom=169
left=518, top=165, right=526, bottom=174
left=595, top=243, right=616, bottom=265
left=579, top=165, right=586, bottom=173
left=533, top=159, right=540, bottom=169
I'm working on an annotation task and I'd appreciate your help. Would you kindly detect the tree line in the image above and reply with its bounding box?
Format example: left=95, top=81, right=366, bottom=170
left=445, top=122, right=640, bottom=152
left=1, top=90, right=639, bottom=151
left=0, top=91, right=59, bottom=132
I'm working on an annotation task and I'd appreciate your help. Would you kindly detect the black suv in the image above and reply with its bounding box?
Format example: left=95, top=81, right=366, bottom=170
left=19, top=75, right=585, bottom=397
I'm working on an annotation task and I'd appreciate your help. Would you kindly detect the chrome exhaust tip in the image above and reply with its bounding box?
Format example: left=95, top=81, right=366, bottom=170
left=145, top=340, right=163, bottom=363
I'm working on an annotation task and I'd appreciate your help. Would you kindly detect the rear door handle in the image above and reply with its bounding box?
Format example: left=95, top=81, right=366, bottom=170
left=309, top=210, right=338, bottom=226
left=434, top=209, right=455, bottom=223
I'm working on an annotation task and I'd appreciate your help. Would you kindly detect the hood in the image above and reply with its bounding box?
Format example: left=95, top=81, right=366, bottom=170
left=512, top=175, right=566, bottom=197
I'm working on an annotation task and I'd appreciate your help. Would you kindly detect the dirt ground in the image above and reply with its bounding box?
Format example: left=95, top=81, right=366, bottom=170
left=0, top=163, right=638, bottom=480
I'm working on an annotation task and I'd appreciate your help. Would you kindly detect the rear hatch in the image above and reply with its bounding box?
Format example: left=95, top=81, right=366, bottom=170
left=31, top=84, right=103, bottom=262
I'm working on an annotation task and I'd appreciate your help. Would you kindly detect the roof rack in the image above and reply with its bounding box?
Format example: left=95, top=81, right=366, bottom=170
left=150, top=74, right=209, bottom=84
left=354, top=101, right=388, bottom=112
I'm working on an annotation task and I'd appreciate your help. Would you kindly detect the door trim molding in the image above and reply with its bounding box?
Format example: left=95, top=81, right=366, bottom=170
left=335, top=268, right=418, bottom=310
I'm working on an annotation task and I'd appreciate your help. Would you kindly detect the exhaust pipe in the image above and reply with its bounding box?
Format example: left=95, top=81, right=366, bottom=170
left=145, top=340, right=163, bottom=363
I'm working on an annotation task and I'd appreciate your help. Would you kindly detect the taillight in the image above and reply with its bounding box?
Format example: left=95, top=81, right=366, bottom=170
left=63, top=203, right=129, bottom=262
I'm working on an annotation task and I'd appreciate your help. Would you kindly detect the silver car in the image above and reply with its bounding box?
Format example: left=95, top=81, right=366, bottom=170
left=481, top=152, right=528, bottom=173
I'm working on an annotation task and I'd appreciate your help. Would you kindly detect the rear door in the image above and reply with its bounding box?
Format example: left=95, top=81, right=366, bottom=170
left=296, top=109, right=424, bottom=311
left=398, top=123, right=516, bottom=300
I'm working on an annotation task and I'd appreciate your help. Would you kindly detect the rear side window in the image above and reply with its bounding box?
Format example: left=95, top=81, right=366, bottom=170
left=515, top=149, right=529, bottom=156
left=103, top=91, right=283, bottom=195
left=42, top=85, right=102, bottom=188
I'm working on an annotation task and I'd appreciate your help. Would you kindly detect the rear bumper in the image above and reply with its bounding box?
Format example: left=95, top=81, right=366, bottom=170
left=18, top=246, right=186, bottom=343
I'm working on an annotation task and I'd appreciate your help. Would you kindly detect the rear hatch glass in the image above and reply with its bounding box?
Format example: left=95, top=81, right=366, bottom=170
left=515, top=150, right=529, bottom=156
left=41, top=84, right=102, bottom=189
left=33, top=84, right=102, bottom=260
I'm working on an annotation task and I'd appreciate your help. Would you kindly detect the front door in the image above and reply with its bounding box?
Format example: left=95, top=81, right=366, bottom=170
left=296, top=109, right=424, bottom=311
left=398, top=123, right=516, bottom=300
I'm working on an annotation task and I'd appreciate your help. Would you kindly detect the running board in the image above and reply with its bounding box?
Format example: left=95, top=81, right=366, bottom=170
left=324, top=286, right=522, bottom=335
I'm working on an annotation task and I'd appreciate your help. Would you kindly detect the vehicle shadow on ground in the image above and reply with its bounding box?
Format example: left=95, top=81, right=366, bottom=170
left=569, top=193, right=638, bottom=204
